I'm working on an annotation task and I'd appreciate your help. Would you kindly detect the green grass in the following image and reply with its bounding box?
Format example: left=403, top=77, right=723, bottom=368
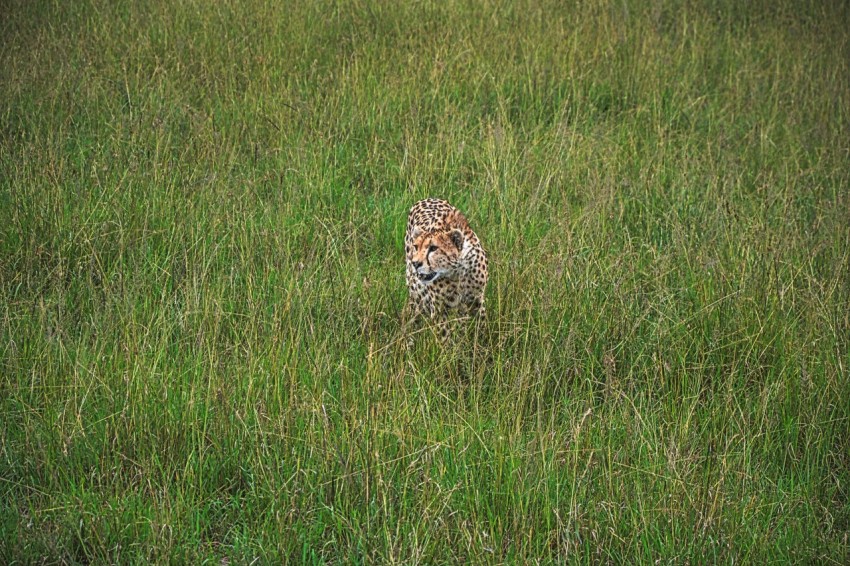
left=2, top=0, right=849, bottom=562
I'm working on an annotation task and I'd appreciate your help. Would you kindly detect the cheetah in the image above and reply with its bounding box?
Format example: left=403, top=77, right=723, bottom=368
left=404, top=198, right=488, bottom=339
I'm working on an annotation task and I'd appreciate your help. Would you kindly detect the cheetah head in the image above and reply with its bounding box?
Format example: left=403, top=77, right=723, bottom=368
left=408, top=227, right=465, bottom=283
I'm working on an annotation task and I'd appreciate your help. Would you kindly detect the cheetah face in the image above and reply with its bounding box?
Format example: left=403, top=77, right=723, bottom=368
left=408, top=228, right=465, bottom=283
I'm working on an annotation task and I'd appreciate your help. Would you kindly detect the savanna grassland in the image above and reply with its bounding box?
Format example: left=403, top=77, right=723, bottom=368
left=1, top=0, right=849, bottom=562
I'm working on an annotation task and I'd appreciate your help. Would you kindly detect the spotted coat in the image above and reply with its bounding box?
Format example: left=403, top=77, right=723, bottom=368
left=404, top=198, right=488, bottom=338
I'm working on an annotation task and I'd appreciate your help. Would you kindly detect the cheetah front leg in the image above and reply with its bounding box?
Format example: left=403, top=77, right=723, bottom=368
left=434, top=304, right=455, bottom=344
left=458, top=291, right=485, bottom=321
left=403, top=295, right=425, bottom=345
left=470, top=295, right=485, bottom=320
left=403, top=278, right=435, bottom=347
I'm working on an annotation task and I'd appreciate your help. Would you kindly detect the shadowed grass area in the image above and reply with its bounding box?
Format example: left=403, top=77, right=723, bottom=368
left=1, top=0, right=849, bottom=562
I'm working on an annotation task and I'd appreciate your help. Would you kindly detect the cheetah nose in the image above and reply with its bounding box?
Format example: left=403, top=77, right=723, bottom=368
left=412, top=261, right=422, bottom=269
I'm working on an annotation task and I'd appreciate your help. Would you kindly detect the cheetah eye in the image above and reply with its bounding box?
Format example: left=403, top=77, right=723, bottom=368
left=427, top=244, right=438, bottom=253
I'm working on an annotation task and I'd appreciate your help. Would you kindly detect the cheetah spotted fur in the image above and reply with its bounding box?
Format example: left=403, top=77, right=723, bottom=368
left=404, top=198, right=488, bottom=339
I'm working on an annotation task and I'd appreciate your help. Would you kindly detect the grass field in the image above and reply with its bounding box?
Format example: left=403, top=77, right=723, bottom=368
left=2, top=0, right=849, bottom=562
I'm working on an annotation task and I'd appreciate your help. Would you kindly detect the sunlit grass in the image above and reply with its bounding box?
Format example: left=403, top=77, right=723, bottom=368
left=1, top=0, right=848, bottom=562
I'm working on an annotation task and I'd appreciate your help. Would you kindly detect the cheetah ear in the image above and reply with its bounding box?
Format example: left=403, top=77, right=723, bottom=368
left=448, top=209, right=470, bottom=230
left=449, top=228, right=464, bottom=250
left=410, top=225, right=423, bottom=239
